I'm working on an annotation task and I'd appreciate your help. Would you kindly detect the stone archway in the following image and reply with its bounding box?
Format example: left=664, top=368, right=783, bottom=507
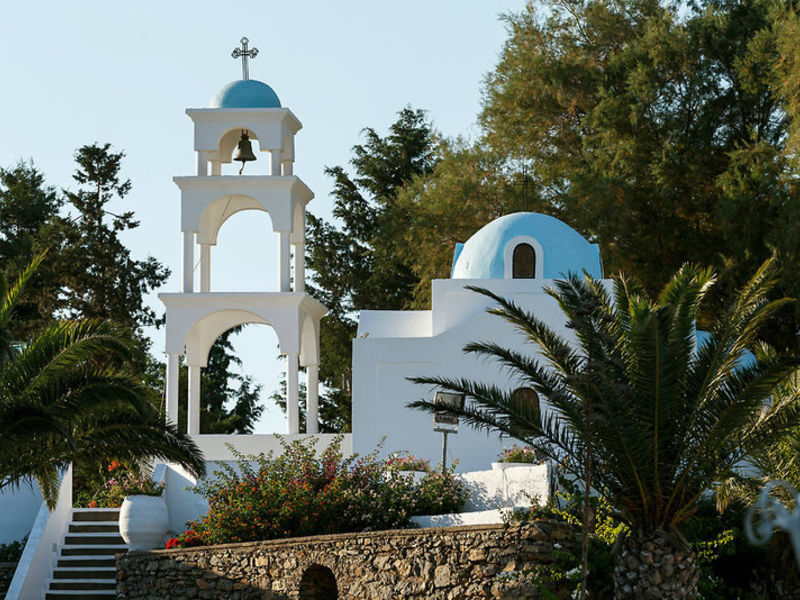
left=299, top=564, right=338, bottom=599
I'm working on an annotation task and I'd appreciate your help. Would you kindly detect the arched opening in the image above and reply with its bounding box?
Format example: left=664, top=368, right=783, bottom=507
left=179, top=323, right=286, bottom=434
left=213, top=210, right=279, bottom=291
left=512, top=243, right=536, bottom=278
left=509, top=387, right=540, bottom=436
left=217, top=128, right=266, bottom=176
left=299, top=564, right=338, bottom=599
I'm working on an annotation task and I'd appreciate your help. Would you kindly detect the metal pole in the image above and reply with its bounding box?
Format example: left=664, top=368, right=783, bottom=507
left=441, top=431, right=448, bottom=473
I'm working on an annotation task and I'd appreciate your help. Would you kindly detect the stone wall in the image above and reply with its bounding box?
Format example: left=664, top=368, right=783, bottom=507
left=117, top=521, right=578, bottom=600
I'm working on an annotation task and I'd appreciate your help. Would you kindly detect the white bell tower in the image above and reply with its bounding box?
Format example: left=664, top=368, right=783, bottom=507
left=159, top=38, right=326, bottom=439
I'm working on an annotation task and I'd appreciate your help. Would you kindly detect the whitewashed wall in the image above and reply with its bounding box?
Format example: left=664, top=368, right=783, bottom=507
left=352, top=278, right=585, bottom=472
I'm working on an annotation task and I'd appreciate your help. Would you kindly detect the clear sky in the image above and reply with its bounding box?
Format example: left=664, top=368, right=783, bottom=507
left=0, top=0, right=523, bottom=433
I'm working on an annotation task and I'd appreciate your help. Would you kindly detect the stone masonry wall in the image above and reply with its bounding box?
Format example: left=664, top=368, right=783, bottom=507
left=117, top=521, right=578, bottom=600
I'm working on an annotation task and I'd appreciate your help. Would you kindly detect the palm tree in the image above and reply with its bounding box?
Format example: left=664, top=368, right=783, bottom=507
left=0, top=256, right=205, bottom=508
left=715, top=369, right=800, bottom=512
left=409, top=259, right=800, bottom=599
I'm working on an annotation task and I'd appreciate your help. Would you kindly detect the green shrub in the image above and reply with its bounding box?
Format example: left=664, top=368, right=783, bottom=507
left=507, top=477, right=800, bottom=599
left=74, top=460, right=162, bottom=508
left=0, top=537, right=26, bottom=562
left=498, top=445, right=539, bottom=464
left=167, top=436, right=466, bottom=548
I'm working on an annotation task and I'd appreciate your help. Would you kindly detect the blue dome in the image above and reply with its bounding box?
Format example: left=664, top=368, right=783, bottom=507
left=451, top=212, right=602, bottom=279
left=210, top=79, right=281, bottom=109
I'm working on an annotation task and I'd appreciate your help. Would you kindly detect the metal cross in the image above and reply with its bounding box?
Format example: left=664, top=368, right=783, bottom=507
left=514, top=165, right=533, bottom=212
left=231, top=37, right=259, bottom=80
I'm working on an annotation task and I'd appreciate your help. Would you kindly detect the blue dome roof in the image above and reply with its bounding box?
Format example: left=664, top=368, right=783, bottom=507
left=210, top=79, right=281, bottom=109
left=451, top=212, right=602, bottom=279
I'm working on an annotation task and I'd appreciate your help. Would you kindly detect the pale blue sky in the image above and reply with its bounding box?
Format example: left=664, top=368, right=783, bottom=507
left=0, top=0, right=524, bottom=433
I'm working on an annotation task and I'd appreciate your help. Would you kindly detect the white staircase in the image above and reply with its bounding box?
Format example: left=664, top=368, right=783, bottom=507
left=45, top=508, right=125, bottom=600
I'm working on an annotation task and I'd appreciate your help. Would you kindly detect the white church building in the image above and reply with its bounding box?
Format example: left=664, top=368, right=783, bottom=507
left=2, top=39, right=609, bottom=598
left=353, top=211, right=604, bottom=472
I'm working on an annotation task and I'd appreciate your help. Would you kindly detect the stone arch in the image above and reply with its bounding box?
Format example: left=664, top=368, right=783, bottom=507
left=299, top=564, right=338, bottom=599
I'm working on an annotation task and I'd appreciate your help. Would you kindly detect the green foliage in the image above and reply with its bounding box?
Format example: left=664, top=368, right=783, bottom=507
left=0, top=536, right=27, bottom=563
left=392, top=140, right=520, bottom=309
left=680, top=498, right=800, bottom=599
left=385, top=452, right=431, bottom=472
left=0, top=147, right=263, bottom=438
left=506, top=477, right=624, bottom=598
left=302, top=108, right=437, bottom=430
left=168, top=436, right=466, bottom=547
left=0, top=257, right=205, bottom=508
left=75, top=460, right=163, bottom=508
left=176, top=327, right=264, bottom=435
left=0, top=162, right=67, bottom=340
left=409, top=258, right=800, bottom=536
left=60, top=144, right=169, bottom=334
left=498, top=444, right=540, bottom=464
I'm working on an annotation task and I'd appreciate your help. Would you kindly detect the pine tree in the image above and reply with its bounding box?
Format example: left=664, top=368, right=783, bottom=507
left=303, top=108, right=437, bottom=431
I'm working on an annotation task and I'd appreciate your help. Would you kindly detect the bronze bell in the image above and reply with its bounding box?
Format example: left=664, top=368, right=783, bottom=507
left=233, top=130, right=256, bottom=174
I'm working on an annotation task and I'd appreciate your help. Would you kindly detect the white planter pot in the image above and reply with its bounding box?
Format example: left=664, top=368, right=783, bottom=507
left=491, top=462, right=533, bottom=471
left=119, top=495, right=169, bottom=551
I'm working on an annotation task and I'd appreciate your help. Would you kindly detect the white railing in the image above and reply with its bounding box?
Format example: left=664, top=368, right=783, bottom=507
left=5, top=464, right=73, bottom=600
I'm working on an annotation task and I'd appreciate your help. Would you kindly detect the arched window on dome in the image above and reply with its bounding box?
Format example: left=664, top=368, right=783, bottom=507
left=510, top=387, right=540, bottom=433
left=512, top=243, right=536, bottom=279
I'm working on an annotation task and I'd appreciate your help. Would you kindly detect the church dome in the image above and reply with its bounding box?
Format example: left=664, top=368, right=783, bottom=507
left=451, top=212, right=602, bottom=279
left=210, top=79, right=281, bottom=109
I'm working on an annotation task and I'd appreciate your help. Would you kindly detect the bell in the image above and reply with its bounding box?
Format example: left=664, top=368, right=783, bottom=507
left=233, top=130, right=256, bottom=174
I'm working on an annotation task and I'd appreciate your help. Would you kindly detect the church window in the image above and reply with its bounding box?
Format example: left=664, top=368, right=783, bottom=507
left=512, top=243, right=536, bottom=278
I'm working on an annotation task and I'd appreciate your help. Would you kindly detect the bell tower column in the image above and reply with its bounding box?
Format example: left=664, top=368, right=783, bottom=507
left=199, top=244, right=211, bottom=292
left=165, top=353, right=180, bottom=425
left=182, top=231, right=194, bottom=293
left=306, top=364, right=319, bottom=433
left=286, top=353, right=299, bottom=434
left=187, top=364, right=201, bottom=435
left=279, top=231, right=291, bottom=292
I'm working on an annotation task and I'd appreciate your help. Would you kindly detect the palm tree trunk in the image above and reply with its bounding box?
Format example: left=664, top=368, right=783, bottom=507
left=613, top=529, right=698, bottom=599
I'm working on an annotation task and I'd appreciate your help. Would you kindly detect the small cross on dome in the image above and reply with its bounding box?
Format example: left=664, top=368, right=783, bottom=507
left=231, top=37, right=259, bottom=80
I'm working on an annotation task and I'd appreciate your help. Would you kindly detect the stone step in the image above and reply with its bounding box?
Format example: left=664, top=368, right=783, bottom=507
left=60, top=544, right=127, bottom=556
left=63, top=533, right=125, bottom=546
left=57, top=556, right=117, bottom=568
left=68, top=522, right=119, bottom=534
left=52, top=567, right=116, bottom=580
left=71, top=508, right=120, bottom=522
left=48, top=578, right=116, bottom=591
left=45, top=592, right=116, bottom=600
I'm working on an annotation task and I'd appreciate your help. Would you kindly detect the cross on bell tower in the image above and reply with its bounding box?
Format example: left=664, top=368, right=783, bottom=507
left=231, top=36, right=259, bottom=80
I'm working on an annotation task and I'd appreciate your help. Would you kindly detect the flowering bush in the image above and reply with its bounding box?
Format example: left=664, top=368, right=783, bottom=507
left=81, top=462, right=163, bottom=508
left=385, top=452, right=431, bottom=472
left=167, top=436, right=466, bottom=548
left=498, top=445, right=539, bottom=464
